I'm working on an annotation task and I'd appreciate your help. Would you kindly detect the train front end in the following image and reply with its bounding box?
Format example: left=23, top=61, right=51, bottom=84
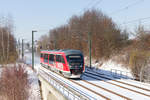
left=64, top=50, right=85, bottom=78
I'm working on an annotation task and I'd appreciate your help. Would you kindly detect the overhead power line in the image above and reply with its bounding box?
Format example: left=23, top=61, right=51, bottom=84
left=91, top=0, right=103, bottom=8
left=79, top=0, right=94, bottom=14
left=84, top=0, right=102, bottom=9
left=110, top=0, right=145, bottom=15
left=79, top=0, right=103, bottom=14
left=84, top=0, right=97, bottom=9
left=121, top=16, right=150, bottom=25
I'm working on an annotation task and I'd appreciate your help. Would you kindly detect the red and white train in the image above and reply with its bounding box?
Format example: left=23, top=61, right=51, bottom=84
left=40, top=49, right=85, bottom=78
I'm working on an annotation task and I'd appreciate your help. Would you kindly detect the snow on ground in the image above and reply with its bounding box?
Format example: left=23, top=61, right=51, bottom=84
left=39, top=66, right=100, bottom=100
left=99, top=59, right=130, bottom=72
left=85, top=58, right=133, bottom=79
left=86, top=69, right=150, bottom=90
left=24, top=52, right=41, bottom=100
left=40, top=66, right=150, bottom=100
left=27, top=66, right=41, bottom=100
left=81, top=75, right=150, bottom=100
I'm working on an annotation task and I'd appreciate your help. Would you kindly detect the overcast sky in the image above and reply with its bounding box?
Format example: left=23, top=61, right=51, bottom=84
left=0, top=0, right=150, bottom=41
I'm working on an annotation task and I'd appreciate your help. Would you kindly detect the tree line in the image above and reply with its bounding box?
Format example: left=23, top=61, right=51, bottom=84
left=0, top=16, right=18, bottom=64
left=38, top=9, right=128, bottom=59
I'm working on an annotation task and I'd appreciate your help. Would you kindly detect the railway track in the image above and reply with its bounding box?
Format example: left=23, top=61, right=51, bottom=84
left=40, top=66, right=134, bottom=100
left=84, top=71, right=150, bottom=98
left=40, top=66, right=110, bottom=100
left=71, top=79, right=132, bottom=100
left=39, top=68, right=92, bottom=100
left=85, top=71, right=150, bottom=92
left=69, top=79, right=111, bottom=100
left=40, top=66, right=150, bottom=100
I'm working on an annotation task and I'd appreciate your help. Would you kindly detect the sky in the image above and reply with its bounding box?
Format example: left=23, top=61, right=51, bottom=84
left=0, top=0, right=150, bottom=42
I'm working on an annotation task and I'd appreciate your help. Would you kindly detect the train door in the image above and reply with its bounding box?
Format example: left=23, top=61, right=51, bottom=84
left=48, top=54, right=55, bottom=68
left=44, top=54, right=49, bottom=65
left=40, top=53, right=44, bottom=63
left=56, top=55, right=65, bottom=71
left=53, top=54, right=57, bottom=70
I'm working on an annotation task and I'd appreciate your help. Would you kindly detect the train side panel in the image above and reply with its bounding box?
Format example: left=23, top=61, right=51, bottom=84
left=40, top=50, right=84, bottom=78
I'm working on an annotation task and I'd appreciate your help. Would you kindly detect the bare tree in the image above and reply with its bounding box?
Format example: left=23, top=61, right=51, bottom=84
left=38, top=9, right=129, bottom=60
left=0, top=15, right=17, bottom=64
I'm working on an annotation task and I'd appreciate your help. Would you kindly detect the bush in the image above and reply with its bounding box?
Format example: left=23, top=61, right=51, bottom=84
left=129, top=50, right=150, bottom=81
left=0, top=64, right=29, bottom=100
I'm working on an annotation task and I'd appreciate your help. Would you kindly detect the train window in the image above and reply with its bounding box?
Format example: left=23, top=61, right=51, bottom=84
left=60, top=56, right=65, bottom=63
left=67, top=55, right=83, bottom=66
left=67, top=55, right=83, bottom=63
left=56, top=55, right=65, bottom=63
left=49, top=54, right=54, bottom=64
left=56, top=55, right=60, bottom=62
left=40, top=54, right=43, bottom=58
left=44, top=54, right=48, bottom=63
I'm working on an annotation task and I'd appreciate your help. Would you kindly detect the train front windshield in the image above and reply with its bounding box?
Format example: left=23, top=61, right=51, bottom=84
left=67, top=55, right=84, bottom=66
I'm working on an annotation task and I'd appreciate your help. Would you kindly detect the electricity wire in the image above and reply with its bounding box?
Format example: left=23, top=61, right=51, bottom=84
left=110, top=0, right=145, bottom=15
left=121, top=16, right=150, bottom=25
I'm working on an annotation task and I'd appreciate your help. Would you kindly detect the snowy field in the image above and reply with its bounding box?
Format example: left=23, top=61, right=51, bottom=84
left=26, top=66, right=41, bottom=100
left=39, top=65, right=150, bottom=100
left=24, top=53, right=41, bottom=100
left=85, top=58, right=134, bottom=79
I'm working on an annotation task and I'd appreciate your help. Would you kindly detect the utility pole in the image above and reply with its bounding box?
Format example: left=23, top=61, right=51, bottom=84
left=32, top=30, right=37, bottom=70
left=88, top=32, right=92, bottom=69
left=18, top=39, right=21, bottom=59
left=22, top=39, right=24, bottom=60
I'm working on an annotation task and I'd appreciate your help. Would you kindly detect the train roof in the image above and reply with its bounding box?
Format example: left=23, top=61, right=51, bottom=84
left=41, top=49, right=83, bottom=55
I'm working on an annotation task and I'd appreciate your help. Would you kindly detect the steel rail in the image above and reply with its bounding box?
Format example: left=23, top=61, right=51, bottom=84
left=84, top=72, right=150, bottom=98
left=86, top=71, right=150, bottom=92
left=39, top=70, right=83, bottom=100
left=39, top=67, right=95, bottom=100
left=69, top=79, right=111, bottom=100
left=80, top=79, right=132, bottom=100
left=41, top=66, right=109, bottom=100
